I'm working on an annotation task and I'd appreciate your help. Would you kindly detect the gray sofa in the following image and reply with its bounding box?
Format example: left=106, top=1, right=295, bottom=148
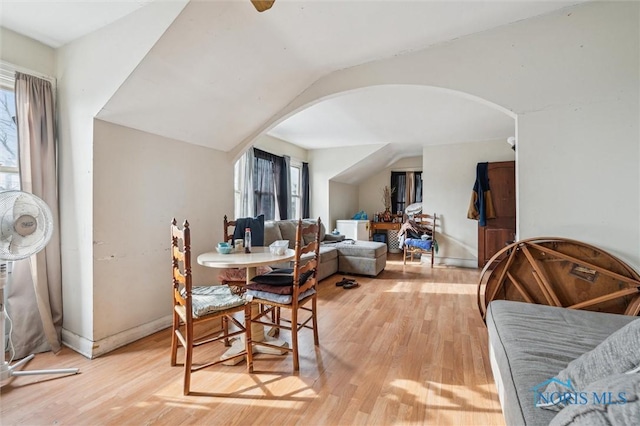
left=486, top=300, right=639, bottom=426
left=263, top=219, right=387, bottom=281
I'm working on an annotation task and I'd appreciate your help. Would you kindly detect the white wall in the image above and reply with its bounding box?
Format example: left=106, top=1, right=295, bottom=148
left=254, top=134, right=308, bottom=163
left=90, top=120, right=231, bottom=356
left=358, top=156, right=422, bottom=219
left=264, top=1, right=640, bottom=271
left=55, top=1, right=188, bottom=356
left=327, top=181, right=359, bottom=230
left=424, top=140, right=515, bottom=267
left=0, top=27, right=55, bottom=76
left=308, top=145, right=384, bottom=226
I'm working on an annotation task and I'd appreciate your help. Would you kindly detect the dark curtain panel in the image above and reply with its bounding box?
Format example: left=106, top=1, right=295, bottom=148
left=390, top=171, right=406, bottom=214
left=273, top=155, right=290, bottom=219
left=253, top=148, right=276, bottom=220
left=415, top=172, right=423, bottom=203
left=302, top=162, right=310, bottom=218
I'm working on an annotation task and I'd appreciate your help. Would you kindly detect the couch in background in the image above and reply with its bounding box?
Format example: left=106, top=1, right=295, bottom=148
left=264, top=219, right=387, bottom=281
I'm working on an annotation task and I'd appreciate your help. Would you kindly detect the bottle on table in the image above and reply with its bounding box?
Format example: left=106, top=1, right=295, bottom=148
left=244, top=227, right=252, bottom=253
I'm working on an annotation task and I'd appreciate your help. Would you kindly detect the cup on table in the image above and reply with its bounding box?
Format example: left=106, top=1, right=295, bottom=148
left=234, top=239, right=244, bottom=252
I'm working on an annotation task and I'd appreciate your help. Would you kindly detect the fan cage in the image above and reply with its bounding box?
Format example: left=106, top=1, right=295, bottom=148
left=0, top=190, right=54, bottom=261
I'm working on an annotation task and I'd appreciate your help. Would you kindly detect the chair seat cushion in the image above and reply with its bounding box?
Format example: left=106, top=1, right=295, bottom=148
left=219, top=266, right=272, bottom=282
left=183, top=285, right=245, bottom=318
left=246, top=287, right=316, bottom=305
left=249, top=268, right=313, bottom=286
left=405, top=238, right=433, bottom=251
left=245, top=282, right=293, bottom=295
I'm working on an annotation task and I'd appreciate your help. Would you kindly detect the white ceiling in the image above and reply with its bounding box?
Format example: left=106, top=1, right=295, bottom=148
left=0, top=0, right=155, bottom=48
left=1, top=0, right=586, bottom=154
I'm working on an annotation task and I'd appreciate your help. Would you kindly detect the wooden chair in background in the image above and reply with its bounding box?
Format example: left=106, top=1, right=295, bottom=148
left=245, top=218, right=321, bottom=372
left=170, top=218, right=252, bottom=395
left=219, top=215, right=271, bottom=289
left=403, top=213, right=438, bottom=267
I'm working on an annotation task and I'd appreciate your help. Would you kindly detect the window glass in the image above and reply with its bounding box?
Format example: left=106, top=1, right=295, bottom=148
left=290, top=164, right=301, bottom=219
left=0, top=87, right=19, bottom=190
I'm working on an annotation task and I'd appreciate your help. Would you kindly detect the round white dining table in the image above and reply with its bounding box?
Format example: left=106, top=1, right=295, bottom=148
left=197, top=246, right=296, bottom=364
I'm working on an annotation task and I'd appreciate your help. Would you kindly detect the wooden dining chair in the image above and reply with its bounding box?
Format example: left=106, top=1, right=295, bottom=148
left=170, top=218, right=253, bottom=395
left=219, top=215, right=271, bottom=289
left=245, top=218, right=321, bottom=372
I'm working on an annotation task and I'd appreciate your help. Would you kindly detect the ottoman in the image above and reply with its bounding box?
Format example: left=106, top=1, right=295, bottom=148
left=335, top=240, right=387, bottom=276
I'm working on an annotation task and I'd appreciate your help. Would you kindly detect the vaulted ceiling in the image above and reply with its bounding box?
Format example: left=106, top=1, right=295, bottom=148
left=1, top=0, right=587, bottom=154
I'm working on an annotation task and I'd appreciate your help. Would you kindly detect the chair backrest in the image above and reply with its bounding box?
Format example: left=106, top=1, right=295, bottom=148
left=223, top=215, right=236, bottom=244
left=292, top=218, right=322, bottom=301
left=414, top=213, right=437, bottom=240
left=225, top=215, right=266, bottom=246
left=171, top=218, right=193, bottom=323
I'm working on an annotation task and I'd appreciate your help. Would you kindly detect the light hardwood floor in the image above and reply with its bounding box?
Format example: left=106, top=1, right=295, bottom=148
left=0, top=255, right=505, bottom=425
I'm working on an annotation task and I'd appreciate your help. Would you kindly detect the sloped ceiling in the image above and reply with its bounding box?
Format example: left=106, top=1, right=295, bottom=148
left=95, top=0, right=582, bottom=153
left=2, top=0, right=586, bottom=153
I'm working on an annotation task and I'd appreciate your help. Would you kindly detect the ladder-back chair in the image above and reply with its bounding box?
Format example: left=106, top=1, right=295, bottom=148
left=403, top=213, right=438, bottom=267
left=170, top=218, right=252, bottom=395
left=245, top=218, right=321, bottom=372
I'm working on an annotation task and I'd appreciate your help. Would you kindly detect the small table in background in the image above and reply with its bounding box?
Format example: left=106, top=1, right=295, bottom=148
left=369, top=221, right=402, bottom=253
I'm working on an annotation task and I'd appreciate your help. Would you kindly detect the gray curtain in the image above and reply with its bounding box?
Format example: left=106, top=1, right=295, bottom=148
left=7, top=72, right=62, bottom=358
left=237, top=148, right=254, bottom=218
left=253, top=148, right=276, bottom=220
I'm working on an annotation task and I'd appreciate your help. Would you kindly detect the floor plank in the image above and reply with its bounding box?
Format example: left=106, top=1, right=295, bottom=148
left=1, top=254, right=505, bottom=425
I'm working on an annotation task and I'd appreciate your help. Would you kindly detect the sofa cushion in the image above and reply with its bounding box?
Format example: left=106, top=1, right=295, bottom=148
left=336, top=240, right=387, bottom=258
left=541, top=318, right=640, bottom=410
left=264, top=220, right=283, bottom=246
left=549, top=372, right=640, bottom=426
left=318, top=246, right=338, bottom=262
left=277, top=220, right=300, bottom=248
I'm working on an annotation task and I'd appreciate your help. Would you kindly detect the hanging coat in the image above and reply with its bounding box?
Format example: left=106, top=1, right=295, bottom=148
left=467, top=162, right=496, bottom=226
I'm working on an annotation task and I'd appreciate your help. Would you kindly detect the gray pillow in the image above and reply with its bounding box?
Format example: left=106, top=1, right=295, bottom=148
left=540, top=319, right=640, bottom=411
left=549, top=372, right=640, bottom=426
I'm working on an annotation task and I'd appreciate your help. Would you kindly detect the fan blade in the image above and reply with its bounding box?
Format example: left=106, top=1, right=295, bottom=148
left=10, top=233, right=44, bottom=254
left=14, top=194, right=40, bottom=220
left=251, top=0, right=275, bottom=12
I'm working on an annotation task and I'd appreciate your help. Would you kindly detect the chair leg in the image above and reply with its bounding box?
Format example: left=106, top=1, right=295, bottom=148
left=312, top=297, right=319, bottom=346
left=183, top=321, right=194, bottom=395
left=291, top=307, right=299, bottom=371
left=244, top=306, right=254, bottom=373
left=431, top=248, right=434, bottom=268
left=170, top=310, right=179, bottom=366
left=222, top=316, right=230, bottom=346
left=403, top=247, right=407, bottom=265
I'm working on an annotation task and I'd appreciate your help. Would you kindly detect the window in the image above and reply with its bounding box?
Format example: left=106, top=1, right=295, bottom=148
left=391, top=171, right=422, bottom=214
left=0, top=85, right=19, bottom=191
left=290, top=163, right=301, bottom=219
left=234, top=148, right=309, bottom=221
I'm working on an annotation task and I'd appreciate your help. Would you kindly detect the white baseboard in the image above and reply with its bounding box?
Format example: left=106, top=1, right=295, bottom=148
left=433, top=256, right=478, bottom=269
left=62, top=315, right=172, bottom=359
